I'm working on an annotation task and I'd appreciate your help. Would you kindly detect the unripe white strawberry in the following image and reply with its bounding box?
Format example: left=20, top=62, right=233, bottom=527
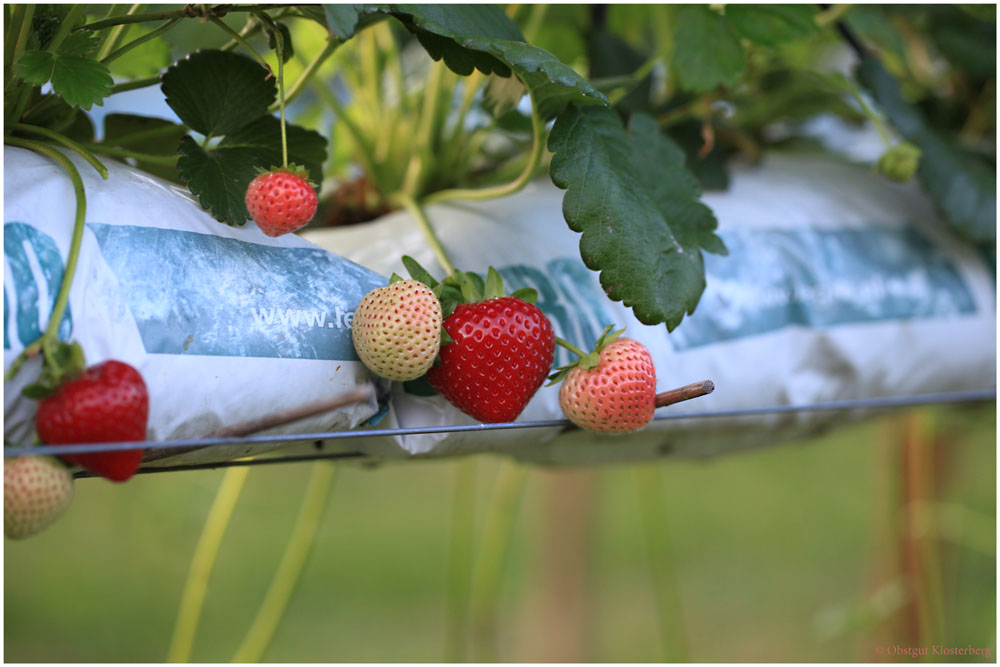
left=5, top=456, right=74, bottom=540
left=352, top=279, right=442, bottom=381
left=552, top=328, right=656, bottom=434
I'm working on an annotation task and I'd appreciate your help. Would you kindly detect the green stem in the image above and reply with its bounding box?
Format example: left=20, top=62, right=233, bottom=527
left=269, top=38, right=339, bottom=113
left=634, top=465, right=691, bottom=662
left=444, top=459, right=477, bottom=662
left=207, top=15, right=271, bottom=74
left=470, top=462, right=528, bottom=663
left=97, top=3, right=144, bottom=61
left=102, top=17, right=181, bottom=65
left=10, top=3, right=35, bottom=69
left=5, top=4, right=27, bottom=79
left=393, top=193, right=457, bottom=278
left=553, top=336, right=589, bottom=359
left=11, top=124, right=109, bottom=178
left=83, top=143, right=179, bottom=165
left=109, top=75, right=161, bottom=95
left=3, top=137, right=87, bottom=376
left=76, top=8, right=187, bottom=32
left=167, top=467, right=250, bottom=663
left=423, top=87, right=544, bottom=206
left=231, top=463, right=336, bottom=663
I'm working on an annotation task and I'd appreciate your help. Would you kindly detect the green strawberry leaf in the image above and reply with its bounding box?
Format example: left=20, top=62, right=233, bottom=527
left=857, top=57, right=996, bottom=242
left=104, top=113, right=188, bottom=182
left=15, top=50, right=56, bottom=85
left=57, top=31, right=101, bottom=57
left=672, top=6, right=746, bottom=92
left=484, top=267, right=505, bottom=300
left=161, top=50, right=276, bottom=139
left=50, top=56, right=114, bottom=110
left=725, top=5, right=819, bottom=46
left=402, top=255, right=439, bottom=288
left=325, top=5, right=606, bottom=120
left=176, top=117, right=327, bottom=225
left=549, top=106, right=727, bottom=330
left=509, top=287, right=538, bottom=304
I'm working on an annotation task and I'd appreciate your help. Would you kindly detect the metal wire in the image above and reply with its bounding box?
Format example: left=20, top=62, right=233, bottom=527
left=5, top=389, right=994, bottom=466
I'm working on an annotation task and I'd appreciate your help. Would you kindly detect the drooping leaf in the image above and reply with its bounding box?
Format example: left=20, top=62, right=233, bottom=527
left=857, top=57, right=996, bottom=242
left=549, top=107, right=726, bottom=330
left=161, top=50, right=275, bottom=139
left=725, top=5, right=818, bottom=46
left=176, top=117, right=327, bottom=225
left=671, top=6, right=745, bottom=92
left=323, top=4, right=365, bottom=40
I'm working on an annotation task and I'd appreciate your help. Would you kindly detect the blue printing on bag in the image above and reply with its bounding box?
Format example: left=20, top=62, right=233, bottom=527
left=86, top=223, right=386, bottom=360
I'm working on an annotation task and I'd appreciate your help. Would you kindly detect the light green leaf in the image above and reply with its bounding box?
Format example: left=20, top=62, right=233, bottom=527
left=672, top=6, right=745, bottom=92
left=484, top=267, right=505, bottom=300
left=50, top=56, right=113, bottom=110
left=14, top=50, right=55, bottom=85
left=549, top=107, right=726, bottom=330
left=57, top=32, right=101, bottom=57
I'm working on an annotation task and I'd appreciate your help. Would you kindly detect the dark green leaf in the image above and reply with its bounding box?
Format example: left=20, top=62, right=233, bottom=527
left=925, top=5, right=996, bottom=79
left=266, top=21, right=295, bottom=64
left=672, top=6, right=745, bottom=92
left=176, top=117, right=327, bottom=225
left=725, top=5, right=818, bottom=46
left=104, top=114, right=187, bottom=151
left=549, top=107, right=726, bottom=330
left=664, top=119, right=730, bottom=192
left=324, top=4, right=365, bottom=40
left=857, top=57, right=996, bottom=242
left=15, top=50, right=55, bottom=85
left=161, top=50, right=275, bottom=138
left=50, top=56, right=113, bottom=110
left=295, top=5, right=331, bottom=27
left=57, top=31, right=101, bottom=57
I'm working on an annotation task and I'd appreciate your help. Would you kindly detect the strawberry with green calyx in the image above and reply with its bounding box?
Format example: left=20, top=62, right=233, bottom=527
left=399, top=256, right=555, bottom=423
left=34, top=358, right=149, bottom=482
left=549, top=325, right=657, bottom=434
left=352, top=277, right=443, bottom=381
left=245, top=165, right=318, bottom=237
left=4, top=455, right=74, bottom=540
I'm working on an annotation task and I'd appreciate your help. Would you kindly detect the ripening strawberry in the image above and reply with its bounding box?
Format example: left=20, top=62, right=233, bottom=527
left=245, top=167, right=318, bottom=237
left=353, top=279, right=442, bottom=381
left=35, top=360, right=148, bottom=482
left=551, top=327, right=656, bottom=433
left=4, top=456, right=74, bottom=539
left=426, top=296, right=555, bottom=423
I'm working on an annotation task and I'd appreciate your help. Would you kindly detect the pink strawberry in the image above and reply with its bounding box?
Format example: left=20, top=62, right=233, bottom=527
left=426, top=296, right=555, bottom=423
left=35, top=360, right=148, bottom=482
left=353, top=279, right=442, bottom=381
left=245, top=167, right=318, bottom=236
left=552, top=327, right=656, bottom=433
left=4, top=455, right=74, bottom=539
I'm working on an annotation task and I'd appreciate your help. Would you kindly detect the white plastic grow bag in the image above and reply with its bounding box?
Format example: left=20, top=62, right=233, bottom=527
left=3, top=146, right=386, bottom=465
left=302, top=150, right=996, bottom=465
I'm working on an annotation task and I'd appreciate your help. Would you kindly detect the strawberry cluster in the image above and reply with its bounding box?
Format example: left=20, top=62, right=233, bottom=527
left=351, top=257, right=661, bottom=432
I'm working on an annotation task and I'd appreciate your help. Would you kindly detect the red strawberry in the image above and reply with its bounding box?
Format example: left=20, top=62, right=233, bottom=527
left=426, top=296, right=555, bottom=423
left=245, top=167, right=318, bottom=237
left=4, top=456, right=74, bottom=539
left=551, top=327, right=656, bottom=433
left=35, top=360, right=148, bottom=482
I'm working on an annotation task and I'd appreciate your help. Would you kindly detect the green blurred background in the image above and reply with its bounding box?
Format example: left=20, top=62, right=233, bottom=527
left=4, top=404, right=995, bottom=663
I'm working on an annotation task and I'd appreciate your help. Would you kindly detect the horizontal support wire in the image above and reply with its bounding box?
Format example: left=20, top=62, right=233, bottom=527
left=5, top=390, right=994, bottom=472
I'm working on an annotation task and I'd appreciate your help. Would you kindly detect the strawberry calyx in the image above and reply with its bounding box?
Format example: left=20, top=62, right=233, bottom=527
left=547, top=324, right=625, bottom=385
left=394, top=255, right=540, bottom=350
left=253, top=163, right=316, bottom=189
left=21, top=341, right=87, bottom=400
